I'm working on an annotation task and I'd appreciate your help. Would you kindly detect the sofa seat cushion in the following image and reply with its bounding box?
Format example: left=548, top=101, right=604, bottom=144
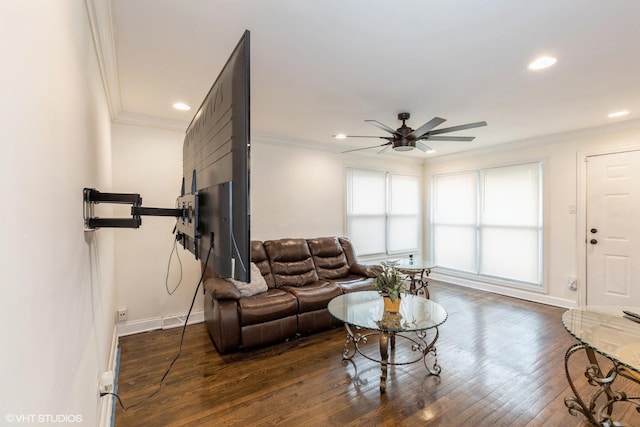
left=238, top=289, right=298, bottom=326
left=282, top=281, right=343, bottom=313
left=331, top=275, right=375, bottom=293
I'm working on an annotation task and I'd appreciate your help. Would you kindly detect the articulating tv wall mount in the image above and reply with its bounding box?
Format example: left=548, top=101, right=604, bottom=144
left=83, top=188, right=185, bottom=231
left=83, top=172, right=200, bottom=257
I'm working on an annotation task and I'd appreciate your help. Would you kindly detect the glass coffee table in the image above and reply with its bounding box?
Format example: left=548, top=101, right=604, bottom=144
left=328, top=291, right=448, bottom=393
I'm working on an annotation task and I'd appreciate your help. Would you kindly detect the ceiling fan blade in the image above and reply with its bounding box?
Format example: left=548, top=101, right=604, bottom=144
left=410, top=117, right=446, bottom=139
left=427, top=121, right=487, bottom=136
left=377, top=145, right=391, bottom=155
left=365, top=120, right=400, bottom=135
left=341, top=142, right=392, bottom=154
left=423, top=136, right=476, bottom=142
left=415, top=141, right=434, bottom=152
left=333, top=135, right=392, bottom=139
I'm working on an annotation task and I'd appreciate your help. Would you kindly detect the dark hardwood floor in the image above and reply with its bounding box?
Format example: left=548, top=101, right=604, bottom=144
left=115, top=282, right=640, bottom=426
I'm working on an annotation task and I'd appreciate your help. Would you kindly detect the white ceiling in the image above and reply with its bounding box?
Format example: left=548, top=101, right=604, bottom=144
left=108, top=0, right=640, bottom=157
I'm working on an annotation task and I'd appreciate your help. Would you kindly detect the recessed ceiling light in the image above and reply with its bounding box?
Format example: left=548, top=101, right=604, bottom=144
left=333, top=134, right=347, bottom=139
left=425, top=148, right=436, bottom=154
left=608, top=110, right=629, bottom=118
left=173, top=102, right=191, bottom=111
left=528, top=56, right=557, bottom=70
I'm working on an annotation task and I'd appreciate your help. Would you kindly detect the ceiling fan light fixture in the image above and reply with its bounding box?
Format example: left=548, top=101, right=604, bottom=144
left=527, top=56, right=557, bottom=70
left=393, top=145, right=414, bottom=152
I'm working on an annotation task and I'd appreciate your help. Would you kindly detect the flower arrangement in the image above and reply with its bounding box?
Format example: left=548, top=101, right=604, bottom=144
left=373, top=261, right=407, bottom=302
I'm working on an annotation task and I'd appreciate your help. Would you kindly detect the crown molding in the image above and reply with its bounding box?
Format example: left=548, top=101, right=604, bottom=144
left=426, top=118, right=640, bottom=164
left=84, top=0, right=122, bottom=119
left=114, top=111, right=189, bottom=132
left=252, top=132, right=336, bottom=153
left=252, top=132, right=425, bottom=165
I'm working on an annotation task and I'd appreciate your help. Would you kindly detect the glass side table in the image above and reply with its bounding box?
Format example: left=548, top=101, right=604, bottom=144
left=562, top=306, right=640, bottom=425
left=393, top=258, right=436, bottom=298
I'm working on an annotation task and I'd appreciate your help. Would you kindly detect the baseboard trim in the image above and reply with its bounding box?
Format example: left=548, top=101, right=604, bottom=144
left=98, top=326, right=119, bottom=427
left=116, top=311, right=205, bottom=337
left=430, top=272, right=578, bottom=309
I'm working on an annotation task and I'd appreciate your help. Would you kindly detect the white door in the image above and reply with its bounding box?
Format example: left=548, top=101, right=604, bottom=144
left=586, top=150, right=640, bottom=305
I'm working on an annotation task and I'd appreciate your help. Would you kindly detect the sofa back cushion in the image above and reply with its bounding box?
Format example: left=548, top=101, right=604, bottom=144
left=264, top=238, right=319, bottom=287
left=307, top=237, right=350, bottom=280
left=338, top=237, right=359, bottom=266
left=251, top=240, right=275, bottom=288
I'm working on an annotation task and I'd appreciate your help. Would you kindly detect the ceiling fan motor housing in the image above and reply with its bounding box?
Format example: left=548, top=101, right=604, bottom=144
left=394, top=114, right=416, bottom=150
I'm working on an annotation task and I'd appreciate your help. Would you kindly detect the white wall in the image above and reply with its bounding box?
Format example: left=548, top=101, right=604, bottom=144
left=251, top=138, right=345, bottom=240
left=251, top=136, right=424, bottom=244
left=111, top=123, right=202, bottom=327
left=424, top=121, right=640, bottom=307
left=0, top=1, right=115, bottom=424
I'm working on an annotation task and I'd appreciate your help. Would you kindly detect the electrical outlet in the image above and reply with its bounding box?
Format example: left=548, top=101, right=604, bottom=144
left=99, top=371, right=114, bottom=394
left=117, top=307, right=128, bottom=322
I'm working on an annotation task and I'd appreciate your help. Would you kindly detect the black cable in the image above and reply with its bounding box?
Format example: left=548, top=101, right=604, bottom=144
left=102, top=243, right=213, bottom=412
left=165, top=237, right=183, bottom=295
left=166, top=197, right=184, bottom=295
left=100, top=392, right=125, bottom=411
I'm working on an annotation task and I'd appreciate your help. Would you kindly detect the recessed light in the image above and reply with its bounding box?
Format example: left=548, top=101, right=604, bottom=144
left=608, top=110, right=629, bottom=118
left=528, top=56, right=557, bottom=70
left=333, top=134, right=347, bottom=139
left=173, top=102, right=191, bottom=111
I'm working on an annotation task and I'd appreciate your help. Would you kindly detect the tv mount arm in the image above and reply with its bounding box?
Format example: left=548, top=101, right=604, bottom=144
left=83, top=188, right=186, bottom=230
left=84, top=172, right=202, bottom=258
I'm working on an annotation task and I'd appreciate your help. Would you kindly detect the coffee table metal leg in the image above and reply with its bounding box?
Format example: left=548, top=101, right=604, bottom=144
left=341, top=324, right=441, bottom=394
left=342, top=323, right=365, bottom=360
left=380, top=331, right=389, bottom=393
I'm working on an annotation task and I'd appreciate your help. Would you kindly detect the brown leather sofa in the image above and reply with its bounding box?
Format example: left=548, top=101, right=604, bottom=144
left=203, top=236, right=378, bottom=353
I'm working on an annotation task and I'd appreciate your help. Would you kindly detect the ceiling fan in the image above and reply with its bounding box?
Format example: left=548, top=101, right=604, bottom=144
left=335, top=112, right=487, bottom=154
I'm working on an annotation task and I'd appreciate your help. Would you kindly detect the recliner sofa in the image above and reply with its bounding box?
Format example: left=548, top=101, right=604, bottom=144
left=203, top=236, right=378, bottom=353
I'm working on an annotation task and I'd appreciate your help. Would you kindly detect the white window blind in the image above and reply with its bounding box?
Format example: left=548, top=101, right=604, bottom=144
left=432, top=162, right=543, bottom=286
left=432, top=172, right=478, bottom=273
left=347, top=169, right=420, bottom=257
left=347, top=169, right=386, bottom=256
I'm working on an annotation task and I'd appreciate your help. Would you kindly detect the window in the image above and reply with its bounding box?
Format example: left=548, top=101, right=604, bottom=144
left=431, top=162, right=543, bottom=286
left=346, top=169, right=420, bottom=257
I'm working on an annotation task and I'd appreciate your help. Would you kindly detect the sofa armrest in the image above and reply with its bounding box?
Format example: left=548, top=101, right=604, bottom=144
left=204, top=277, right=242, bottom=300
left=350, top=263, right=382, bottom=278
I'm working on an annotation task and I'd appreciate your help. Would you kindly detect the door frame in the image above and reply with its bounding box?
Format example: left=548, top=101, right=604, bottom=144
left=577, top=143, right=640, bottom=306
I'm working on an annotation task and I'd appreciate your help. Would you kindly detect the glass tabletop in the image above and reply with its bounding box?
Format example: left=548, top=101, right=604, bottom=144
left=562, top=306, right=640, bottom=374
left=391, top=258, right=436, bottom=271
left=328, top=291, right=447, bottom=333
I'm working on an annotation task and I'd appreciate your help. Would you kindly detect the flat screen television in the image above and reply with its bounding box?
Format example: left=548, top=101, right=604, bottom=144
left=176, top=30, right=250, bottom=282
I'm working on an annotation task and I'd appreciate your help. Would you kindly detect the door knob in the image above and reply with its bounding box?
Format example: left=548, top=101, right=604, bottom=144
left=590, top=239, right=598, bottom=244
left=590, top=228, right=598, bottom=234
